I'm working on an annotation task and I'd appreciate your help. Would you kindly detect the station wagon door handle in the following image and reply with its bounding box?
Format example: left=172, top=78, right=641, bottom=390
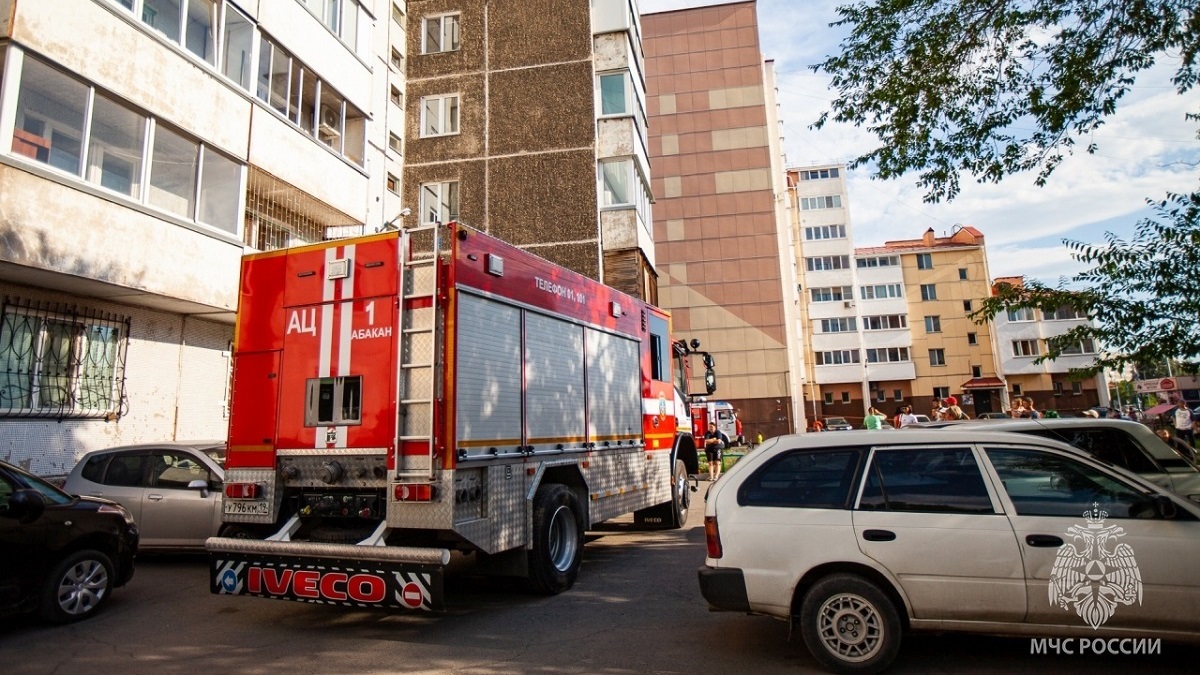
left=147, top=494, right=164, bottom=501
left=862, top=529, right=896, bottom=542
left=1025, top=534, right=1063, bottom=547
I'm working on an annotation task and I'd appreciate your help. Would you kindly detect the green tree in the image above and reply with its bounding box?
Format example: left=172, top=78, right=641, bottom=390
left=815, top=0, right=1200, bottom=375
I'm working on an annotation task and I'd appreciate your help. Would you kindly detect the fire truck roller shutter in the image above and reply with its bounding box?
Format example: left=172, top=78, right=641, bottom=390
left=524, top=312, right=586, bottom=450
left=586, top=329, right=640, bottom=446
left=456, top=293, right=523, bottom=457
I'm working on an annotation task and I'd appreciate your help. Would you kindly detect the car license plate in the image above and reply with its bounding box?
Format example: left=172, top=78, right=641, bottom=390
left=224, top=500, right=269, bottom=515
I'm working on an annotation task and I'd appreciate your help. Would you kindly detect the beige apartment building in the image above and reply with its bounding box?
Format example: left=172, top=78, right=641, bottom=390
left=790, top=163, right=1008, bottom=422
left=643, top=0, right=803, bottom=439
left=991, top=276, right=1108, bottom=414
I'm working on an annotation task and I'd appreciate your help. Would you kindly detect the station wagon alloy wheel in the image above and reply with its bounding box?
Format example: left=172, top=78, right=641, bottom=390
left=818, top=592, right=883, bottom=662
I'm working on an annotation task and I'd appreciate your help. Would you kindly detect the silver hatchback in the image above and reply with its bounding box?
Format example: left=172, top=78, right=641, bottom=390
left=63, top=442, right=225, bottom=550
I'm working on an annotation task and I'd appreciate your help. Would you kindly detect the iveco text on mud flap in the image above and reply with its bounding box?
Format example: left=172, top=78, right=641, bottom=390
left=208, top=222, right=718, bottom=610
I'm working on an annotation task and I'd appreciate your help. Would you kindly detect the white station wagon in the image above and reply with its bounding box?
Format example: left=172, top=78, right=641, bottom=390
left=699, top=430, right=1200, bottom=673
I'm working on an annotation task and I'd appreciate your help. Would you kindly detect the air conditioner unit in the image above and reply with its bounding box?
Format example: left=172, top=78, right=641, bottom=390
left=319, top=105, right=341, bottom=137
left=843, top=301, right=855, bottom=309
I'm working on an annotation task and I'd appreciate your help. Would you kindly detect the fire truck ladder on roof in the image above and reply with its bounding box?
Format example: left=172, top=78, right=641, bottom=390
left=395, top=224, right=442, bottom=480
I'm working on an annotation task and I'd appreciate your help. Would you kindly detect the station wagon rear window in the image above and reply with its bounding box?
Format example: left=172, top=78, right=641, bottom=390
left=738, top=448, right=864, bottom=509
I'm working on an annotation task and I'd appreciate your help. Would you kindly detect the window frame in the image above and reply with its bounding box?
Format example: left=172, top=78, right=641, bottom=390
left=924, top=315, right=941, bottom=333
left=929, top=348, right=946, bottom=366
left=419, top=180, right=460, bottom=225
left=419, top=93, right=461, bottom=138
left=920, top=284, right=937, bottom=301
left=421, top=12, right=462, bottom=54
left=916, top=253, right=932, bottom=269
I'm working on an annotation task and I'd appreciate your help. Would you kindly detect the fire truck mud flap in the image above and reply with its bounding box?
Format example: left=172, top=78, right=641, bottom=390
left=207, top=537, right=448, bottom=612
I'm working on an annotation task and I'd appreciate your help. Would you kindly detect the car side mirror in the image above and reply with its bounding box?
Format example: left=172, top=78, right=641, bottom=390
left=1153, top=494, right=1178, bottom=519
left=6, top=489, right=47, bottom=524
left=704, top=368, right=717, bottom=395
left=187, top=479, right=210, bottom=498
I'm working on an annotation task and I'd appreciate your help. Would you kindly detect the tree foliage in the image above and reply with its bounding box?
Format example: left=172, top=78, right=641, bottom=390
left=814, top=0, right=1200, bottom=202
left=971, top=192, right=1200, bottom=376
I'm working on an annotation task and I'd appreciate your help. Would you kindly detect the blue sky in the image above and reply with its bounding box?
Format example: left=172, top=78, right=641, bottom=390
left=641, top=0, right=1200, bottom=283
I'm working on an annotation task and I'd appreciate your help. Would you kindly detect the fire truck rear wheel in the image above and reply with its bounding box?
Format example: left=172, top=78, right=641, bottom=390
left=669, top=459, right=690, bottom=528
left=526, top=483, right=584, bottom=595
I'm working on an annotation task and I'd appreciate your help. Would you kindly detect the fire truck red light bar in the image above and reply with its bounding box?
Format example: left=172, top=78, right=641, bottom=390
left=394, top=483, right=434, bottom=502
left=225, top=483, right=261, bottom=499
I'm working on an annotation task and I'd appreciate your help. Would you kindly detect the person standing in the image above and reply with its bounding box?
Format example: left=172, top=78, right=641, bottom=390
left=1173, top=400, right=1195, bottom=447
left=899, top=406, right=919, bottom=427
left=703, top=422, right=730, bottom=481
left=1024, top=397, right=1042, bottom=419
left=864, top=407, right=885, bottom=429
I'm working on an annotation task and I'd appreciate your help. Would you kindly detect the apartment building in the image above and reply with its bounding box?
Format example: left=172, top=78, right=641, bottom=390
left=0, top=0, right=392, bottom=472
left=992, top=276, right=1109, bottom=414
left=643, top=0, right=804, bottom=439
left=402, top=0, right=657, bottom=299
left=790, top=165, right=1008, bottom=421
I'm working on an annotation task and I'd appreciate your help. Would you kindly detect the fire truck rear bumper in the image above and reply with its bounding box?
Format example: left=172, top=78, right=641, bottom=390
left=207, top=537, right=448, bottom=611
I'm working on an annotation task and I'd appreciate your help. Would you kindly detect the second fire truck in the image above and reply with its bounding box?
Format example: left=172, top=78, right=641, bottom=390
left=208, top=222, right=715, bottom=611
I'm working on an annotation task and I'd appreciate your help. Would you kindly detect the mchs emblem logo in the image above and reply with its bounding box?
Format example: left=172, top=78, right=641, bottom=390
left=1048, top=503, right=1143, bottom=629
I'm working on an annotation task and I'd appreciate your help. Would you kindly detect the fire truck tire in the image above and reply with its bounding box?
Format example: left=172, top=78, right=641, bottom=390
left=526, top=484, right=584, bottom=595
left=668, top=459, right=690, bottom=528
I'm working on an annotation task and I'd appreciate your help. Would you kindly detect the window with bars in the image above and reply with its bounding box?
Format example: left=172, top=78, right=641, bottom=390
left=0, top=297, right=129, bottom=418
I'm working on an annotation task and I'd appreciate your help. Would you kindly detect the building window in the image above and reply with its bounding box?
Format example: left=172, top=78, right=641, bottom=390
left=10, top=57, right=243, bottom=234
left=865, top=347, right=910, bottom=363
left=422, top=13, right=461, bottom=54
left=1045, top=305, right=1085, bottom=320
left=255, top=33, right=367, bottom=165
left=1012, top=384, right=1023, bottom=396
left=419, top=181, right=460, bottom=225
left=862, top=314, right=907, bottom=330
left=805, top=256, right=851, bottom=271
left=856, top=255, right=899, bottom=268
left=599, top=71, right=630, bottom=115
left=958, top=267, right=968, bottom=280
left=1053, top=381, right=1064, bottom=396
left=390, top=85, right=403, bottom=107
left=824, top=392, right=834, bottom=405
left=391, top=2, right=405, bottom=25
left=388, top=133, right=403, bottom=154
left=599, top=159, right=633, bottom=206
left=0, top=297, right=130, bottom=418
left=972, top=365, right=983, bottom=378
left=810, top=286, right=854, bottom=303
left=894, top=389, right=903, bottom=401
left=420, top=94, right=460, bottom=137
left=924, top=316, right=941, bottom=333
left=819, top=318, right=857, bottom=333
left=815, top=350, right=860, bottom=366
left=390, top=47, right=404, bottom=70
left=967, top=332, right=978, bottom=345
left=876, top=390, right=886, bottom=402
left=933, top=386, right=950, bottom=399
left=1057, top=338, right=1097, bottom=355
left=860, top=284, right=903, bottom=300
left=805, top=224, right=847, bottom=240
left=841, top=391, right=851, bottom=403
left=1006, top=307, right=1037, bottom=322
left=916, top=253, right=932, bottom=269
left=386, top=173, right=399, bottom=194
left=920, top=284, right=937, bottom=300
left=929, top=349, right=946, bottom=366
left=799, top=168, right=839, bottom=180
left=800, top=195, right=843, bottom=210
left=963, top=300, right=973, bottom=312
left=1012, top=339, right=1039, bottom=357
left=1072, top=381, right=1082, bottom=395
left=222, top=4, right=254, bottom=89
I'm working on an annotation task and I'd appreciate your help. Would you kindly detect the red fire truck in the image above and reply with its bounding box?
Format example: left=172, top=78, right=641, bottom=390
left=208, top=222, right=715, bottom=611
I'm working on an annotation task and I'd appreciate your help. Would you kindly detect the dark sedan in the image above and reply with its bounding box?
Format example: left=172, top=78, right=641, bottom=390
left=0, top=460, right=138, bottom=623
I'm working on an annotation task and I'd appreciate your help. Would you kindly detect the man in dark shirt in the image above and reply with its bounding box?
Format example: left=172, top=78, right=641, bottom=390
left=704, top=423, right=730, bottom=481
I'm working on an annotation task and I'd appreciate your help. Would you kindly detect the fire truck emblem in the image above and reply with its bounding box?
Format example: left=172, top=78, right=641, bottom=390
left=654, top=393, right=667, bottom=428
left=1048, top=503, right=1143, bottom=629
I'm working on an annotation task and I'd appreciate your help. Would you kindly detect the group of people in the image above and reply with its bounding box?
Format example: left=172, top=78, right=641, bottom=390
left=1008, top=396, right=1042, bottom=419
